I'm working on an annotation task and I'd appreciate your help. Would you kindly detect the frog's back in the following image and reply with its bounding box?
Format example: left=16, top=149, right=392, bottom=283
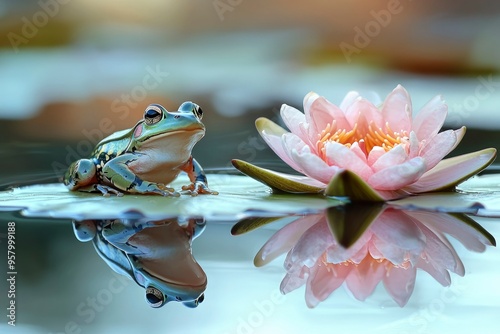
left=91, top=128, right=133, bottom=158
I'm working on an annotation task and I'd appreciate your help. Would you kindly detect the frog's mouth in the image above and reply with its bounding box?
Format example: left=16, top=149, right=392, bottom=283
left=138, top=126, right=205, bottom=143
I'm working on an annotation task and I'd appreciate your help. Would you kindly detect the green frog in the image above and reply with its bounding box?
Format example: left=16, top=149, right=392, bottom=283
left=64, top=102, right=217, bottom=196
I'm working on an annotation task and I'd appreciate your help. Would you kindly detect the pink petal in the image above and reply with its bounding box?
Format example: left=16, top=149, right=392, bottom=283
left=255, top=215, right=323, bottom=267
left=381, top=85, right=412, bottom=134
left=368, top=157, right=426, bottom=190
left=408, top=131, right=419, bottom=158
left=404, top=148, right=496, bottom=193
left=280, top=270, right=308, bottom=294
left=324, top=141, right=373, bottom=180
left=417, top=258, right=451, bottom=286
left=383, top=266, right=416, bottom=307
left=303, top=91, right=320, bottom=114
left=367, top=147, right=386, bottom=166
left=339, top=91, right=360, bottom=111
left=280, top=104, right=307, bottom=141
left=259, top=130, right=303, bottom=173
left=448, top=126, right=466, bottom=153
left=413, top=95, right=448, bottom=141
left=307, top=96, right=351, bottom=135
left=371, top=145, right=409, bottom=173
left=406, top=211, right=491, bottom=252
left=346, top=98, right=383, bottom=130
left=256, top=117, right=305, bottom=173
left=288, top=144, right=340, bottom=184
left=419, top=224, right=465, bottom=276
left=286, top=220, right=333, bottom=268
left=419, top=129, right=461, bottom=171
left=326, top=228, right=374, bottom=265
left=306, top=262, right=350, bottom=308
left=350, top=142, right=368, bottom=163
left=345, top=256, right=386, bottom=301
left=298, top=122, right=316, bottom=149
left=327, top=238, right=370, bottom=264
left=370, top=210, right=426, bottom=265
left=348, top=243, right=373, bottom=265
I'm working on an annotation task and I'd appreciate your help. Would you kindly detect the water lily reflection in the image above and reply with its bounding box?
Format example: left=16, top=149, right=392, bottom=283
left=234, top=205, right=495, bottom=308
left=72, top=217, right=207, bottom=308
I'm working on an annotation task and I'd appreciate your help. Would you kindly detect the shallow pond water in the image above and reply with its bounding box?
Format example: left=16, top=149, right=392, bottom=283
left=1, top=168, right=500, bottom=334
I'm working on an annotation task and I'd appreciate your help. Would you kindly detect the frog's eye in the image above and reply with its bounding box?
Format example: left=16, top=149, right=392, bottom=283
left=193, top=105, right=203, bottom=120
left=179, top=101, right=203, bottom=120
left=145, top=286, right=165, bottom=308
left=183, top=293, right=205, bottom=308
left=144, top=107, right=162, bottom=125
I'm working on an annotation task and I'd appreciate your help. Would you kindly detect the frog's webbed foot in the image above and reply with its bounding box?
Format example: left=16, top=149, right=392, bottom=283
left=96, top=184, right=124, bottom=197
left=135, top=182, right=180, bottom=197
left=158, top=184, right=177, bottom=194
left=181, top=182, right=218, bottom=196
left=133, top=182, right=179, bottom=196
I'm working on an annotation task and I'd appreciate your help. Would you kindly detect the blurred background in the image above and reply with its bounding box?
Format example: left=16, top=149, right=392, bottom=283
left=2, top=2, right=500, bottom=333
left=1, top=0, right=500, bottom=185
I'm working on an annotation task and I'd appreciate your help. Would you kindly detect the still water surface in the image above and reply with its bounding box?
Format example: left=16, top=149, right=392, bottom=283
left=1, top=185, right=499, bottom=334
left=0, top=138, right=499, bottom=334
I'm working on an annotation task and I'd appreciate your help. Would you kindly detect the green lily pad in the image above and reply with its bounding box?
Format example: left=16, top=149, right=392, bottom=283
left=231, top=159, right=324, bottom=194
left=0, top=174, right=335, bottom=220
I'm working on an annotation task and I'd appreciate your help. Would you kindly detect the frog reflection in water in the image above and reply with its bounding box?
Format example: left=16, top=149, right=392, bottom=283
left=64, top=102, right=217, bottom=196
left=73, top=217, right=207, bottom=308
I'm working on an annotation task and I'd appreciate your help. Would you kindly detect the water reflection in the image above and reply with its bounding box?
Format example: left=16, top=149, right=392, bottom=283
left=233, top=205, right=495, bottom=308
left=72, top=216, right=207, bottom=308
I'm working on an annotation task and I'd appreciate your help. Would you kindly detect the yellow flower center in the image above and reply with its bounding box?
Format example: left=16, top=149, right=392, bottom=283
left=316, top=121, right=409, bottom=158
left=364, top=122, right=409, bottom=153
left=316, top=121, right=358, bottom=160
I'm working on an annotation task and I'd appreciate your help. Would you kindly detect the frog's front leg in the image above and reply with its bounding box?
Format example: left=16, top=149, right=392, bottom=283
left=180, top=157, right=218, bottom=196
left=102, top=153, right=179, bottom=196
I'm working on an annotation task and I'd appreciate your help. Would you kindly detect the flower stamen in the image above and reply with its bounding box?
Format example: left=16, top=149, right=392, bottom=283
left=316, top=123, right=358, bottom=160
left=365, top=122, right=409, bottom=153
left=316, top=120, right=409, bottom=162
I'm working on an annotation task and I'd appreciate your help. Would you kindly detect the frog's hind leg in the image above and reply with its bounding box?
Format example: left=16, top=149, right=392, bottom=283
left=64, top=159, right=123, bottom=196
left=102, top=153, right=179, bottom=196
left=64, top=159, right=98, bottom=190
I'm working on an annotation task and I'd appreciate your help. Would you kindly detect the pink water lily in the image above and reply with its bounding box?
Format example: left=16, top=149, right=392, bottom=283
left=249, top=85, right=496, bottom=200
left=254, top=208, right=494, bottom=307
